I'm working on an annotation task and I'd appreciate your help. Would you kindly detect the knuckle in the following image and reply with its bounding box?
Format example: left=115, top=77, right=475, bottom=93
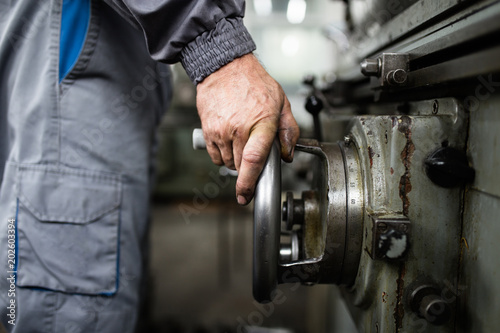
left=242, top=151, right=265, bottom=167
left=224, top=159, right=235, bottom=169
left=211, top=156, right=223, bottom=166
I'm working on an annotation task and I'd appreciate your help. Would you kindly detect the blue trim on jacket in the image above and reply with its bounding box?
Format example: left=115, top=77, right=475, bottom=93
left=59, top=0, right=91, bottom=82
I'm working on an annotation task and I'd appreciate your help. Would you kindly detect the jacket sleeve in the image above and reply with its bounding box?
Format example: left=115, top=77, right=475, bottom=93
left=103, top=0, right=256, bottom=84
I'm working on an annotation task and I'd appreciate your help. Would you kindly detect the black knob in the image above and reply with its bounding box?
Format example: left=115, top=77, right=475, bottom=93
left=304, top=95, right=324, bottom=141
left=409, top=284, right=451, bottom=326
left=425, top=147, right=475, bottom=188
left=305, top=95, right=323, bottom=116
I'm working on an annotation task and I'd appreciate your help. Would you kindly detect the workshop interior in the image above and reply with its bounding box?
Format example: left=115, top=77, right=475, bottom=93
left=148, top=0, right=500, bottom=332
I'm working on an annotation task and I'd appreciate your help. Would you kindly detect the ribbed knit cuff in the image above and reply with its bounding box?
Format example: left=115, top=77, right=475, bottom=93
left=180, top=17, right=256, bottom=84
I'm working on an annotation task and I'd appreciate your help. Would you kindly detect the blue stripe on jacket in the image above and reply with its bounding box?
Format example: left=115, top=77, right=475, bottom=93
left=59, top=0, right=90, bottom=81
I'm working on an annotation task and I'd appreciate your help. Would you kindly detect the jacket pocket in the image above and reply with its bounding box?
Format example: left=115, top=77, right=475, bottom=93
left=15, top=164, right=121, bottom=295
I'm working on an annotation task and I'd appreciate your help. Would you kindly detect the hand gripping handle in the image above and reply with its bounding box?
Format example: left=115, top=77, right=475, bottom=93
left=192, top=129, right=281, bottom=303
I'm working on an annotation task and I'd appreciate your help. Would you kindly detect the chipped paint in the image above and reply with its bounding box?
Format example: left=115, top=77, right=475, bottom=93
left=394, top=116, right=412, bottom=332
left=368, top=146, right=375, bottom=168
left=398, top=116, right=414, bottom=216
left=394, top=264, right=406, bottom=332
left=382, top=291, right=388, bottom=303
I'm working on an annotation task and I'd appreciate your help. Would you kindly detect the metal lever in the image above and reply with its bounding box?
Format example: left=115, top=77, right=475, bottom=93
left=192, top=129, right=282, bottom=303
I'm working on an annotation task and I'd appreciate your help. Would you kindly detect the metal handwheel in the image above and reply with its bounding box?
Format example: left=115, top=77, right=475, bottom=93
left=192, top=129, right=281, bottom=303
left=252, top=139, right=281, bottom=303
left=193, top=130, right=364, bottom=304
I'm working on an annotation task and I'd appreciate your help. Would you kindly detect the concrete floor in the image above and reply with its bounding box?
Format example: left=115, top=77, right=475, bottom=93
left=146, top=199, right=314, bottom=333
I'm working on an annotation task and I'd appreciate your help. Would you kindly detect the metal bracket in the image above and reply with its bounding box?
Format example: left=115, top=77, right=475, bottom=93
left=368, top=215, right=411, bottom=261
left=361, top=53, right=410, bottom=88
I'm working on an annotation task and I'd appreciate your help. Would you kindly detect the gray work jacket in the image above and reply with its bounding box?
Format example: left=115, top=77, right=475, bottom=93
left=104, top=0, right=257, bottom=83
left=0, top=1, right=255, bottom=331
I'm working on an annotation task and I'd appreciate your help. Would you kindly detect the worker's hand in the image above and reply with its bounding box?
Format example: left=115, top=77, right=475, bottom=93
left=196, top=53, right=300, bottom=205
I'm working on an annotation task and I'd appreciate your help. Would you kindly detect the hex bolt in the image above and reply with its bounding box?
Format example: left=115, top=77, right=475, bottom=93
left=360, top=58, right=381, bottom=76
left=386, top=69, right=408, bottom=86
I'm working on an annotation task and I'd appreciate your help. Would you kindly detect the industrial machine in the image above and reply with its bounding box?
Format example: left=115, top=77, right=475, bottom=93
left=247, top=0, right=500, bottom=332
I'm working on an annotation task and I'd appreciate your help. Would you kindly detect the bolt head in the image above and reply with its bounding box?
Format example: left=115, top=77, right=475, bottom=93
left=361, top=58, right=380, bottom=76
left=386, top=69, right=408, bottom=86
left=377, top=222, right=388, bottom=232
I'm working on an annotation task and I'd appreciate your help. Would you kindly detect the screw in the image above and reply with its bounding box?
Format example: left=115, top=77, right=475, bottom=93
left=377, top=222, right=388, bottom=232
left=432, top=100, right=439, bottom=115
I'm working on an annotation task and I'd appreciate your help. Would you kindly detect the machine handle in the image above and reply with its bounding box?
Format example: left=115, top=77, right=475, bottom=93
left=192, top=129, right=281, bottom=303
left=192, top=128, right=207, bottom=150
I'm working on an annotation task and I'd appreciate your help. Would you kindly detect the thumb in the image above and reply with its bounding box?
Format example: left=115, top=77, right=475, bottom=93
left=278, top=98, right=300, bottom=162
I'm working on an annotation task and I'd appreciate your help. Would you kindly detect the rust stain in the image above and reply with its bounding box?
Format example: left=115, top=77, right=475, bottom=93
left=390, top=167, right=394, bottom=175
left=394, top=264, right=406, bottom=332
left=398, top=116, right=414, bottom=216
left=368, top=146, right=375, bottom=168
left=382, top=291, right=388, bottom=303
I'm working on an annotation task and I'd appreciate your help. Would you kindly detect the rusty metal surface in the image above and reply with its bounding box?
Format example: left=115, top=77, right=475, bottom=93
left=342, top=98, right=467, bottom=332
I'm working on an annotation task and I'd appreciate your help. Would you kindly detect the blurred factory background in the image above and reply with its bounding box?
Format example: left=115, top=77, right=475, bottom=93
left=146, top=0, right=352, bottom=332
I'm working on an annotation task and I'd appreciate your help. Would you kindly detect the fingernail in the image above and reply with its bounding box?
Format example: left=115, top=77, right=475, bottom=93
left=237, top=195, right=247, bottom=205
left=288, top=145, right=295, bottom=159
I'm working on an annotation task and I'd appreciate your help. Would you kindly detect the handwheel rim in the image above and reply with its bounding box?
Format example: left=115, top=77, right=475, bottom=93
left=252, top=138, right=281, bottom=303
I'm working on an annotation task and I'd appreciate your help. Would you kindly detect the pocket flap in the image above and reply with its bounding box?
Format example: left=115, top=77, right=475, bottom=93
left=18, top=165, right=121, bottom=223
